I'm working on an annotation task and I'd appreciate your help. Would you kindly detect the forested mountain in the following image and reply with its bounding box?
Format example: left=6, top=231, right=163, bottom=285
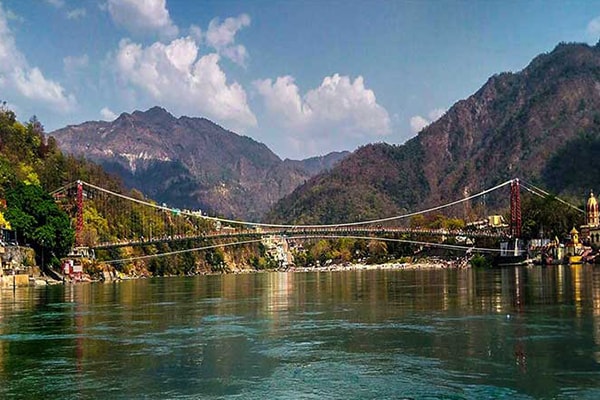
left=268, top=42, right=600, bottom=224
left=0, top=106, right=273, bottom=274
left=0, top=104, right=124, bottom=267
left=51, top=107, right=348, bottom=220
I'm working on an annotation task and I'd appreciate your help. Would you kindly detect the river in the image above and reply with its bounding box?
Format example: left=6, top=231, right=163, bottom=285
left=0, top=265, right=599, bottom=399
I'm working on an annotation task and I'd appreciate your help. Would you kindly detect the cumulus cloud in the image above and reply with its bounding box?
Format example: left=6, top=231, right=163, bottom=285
left=409, top=108, right=446, bottom=134
left=588, top=16, right=600, bottom=37
left=0, top=5, right=75, bottom=112
left=100, top=107, right=117, bottom=120
left=429, top=108, right=446, bottom=120
left=205, top=14, right=250, bottom=66
left=409, top=115, right=429, bottom=134
left=255, top=74, right=391, bottom=157
left=114, top=37, right=256, bottom=130
left=189, top=24, right=202, bottom=42
left=108, top=0, right=178, bottom=38
left=13, top=68, right=75, bottom=110
left=206, top=14, right=250, bottom=48
left=221, top=45, right=248, bottom=67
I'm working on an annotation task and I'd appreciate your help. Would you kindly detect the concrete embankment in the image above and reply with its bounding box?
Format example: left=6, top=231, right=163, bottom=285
left=0, top=274, right=31, bottom=288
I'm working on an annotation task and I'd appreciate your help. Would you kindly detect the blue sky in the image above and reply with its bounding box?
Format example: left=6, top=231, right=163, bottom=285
left=1, top=0, right=599, bottom=160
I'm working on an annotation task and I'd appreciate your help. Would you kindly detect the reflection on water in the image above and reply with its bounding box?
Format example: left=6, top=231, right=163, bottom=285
left=0, top=265, right=599, bottom=399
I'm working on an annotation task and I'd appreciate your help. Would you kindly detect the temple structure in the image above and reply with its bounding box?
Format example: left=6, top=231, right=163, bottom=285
left=581, top=191, right=600, bottom=247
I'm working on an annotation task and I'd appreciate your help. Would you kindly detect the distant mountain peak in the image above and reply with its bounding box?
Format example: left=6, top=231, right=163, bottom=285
left=50, top=107, right=349, bottom=220
left=139, top=106, right=172, bottom=117
left=130, top=106, right=176, bottom=124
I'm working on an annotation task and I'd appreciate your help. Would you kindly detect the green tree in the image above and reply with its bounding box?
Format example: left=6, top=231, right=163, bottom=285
left=410, top=214, right=426, bottom=228
left=310, top=239, right=331, bottom=264
left=0, top=156, right=16, bottom=194
left=5, top=181, right=75, bottom=267
left=367, top=239, right=388, bottom=263
left=206, top=248, right=226, bottom=272
left=81, top=206, right=110, bottom=246
left=521, top=195, right=583, bottom=240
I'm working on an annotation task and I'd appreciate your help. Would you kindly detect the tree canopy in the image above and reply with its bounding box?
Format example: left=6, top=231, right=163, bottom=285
left=0, top=104, right=116, bottom=267
left=5, top=181, right=74, bottom=266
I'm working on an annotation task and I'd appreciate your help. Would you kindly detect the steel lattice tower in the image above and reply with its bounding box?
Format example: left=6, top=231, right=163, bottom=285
left=76, top=180, right=83, bottom=246
left=510, top=179, right=521, bottom=238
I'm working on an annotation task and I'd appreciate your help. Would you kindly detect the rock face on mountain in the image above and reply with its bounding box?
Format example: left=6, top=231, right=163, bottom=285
left=50, top=107, right=347, bottom=220
left=268, top=42, right=600, bottom=224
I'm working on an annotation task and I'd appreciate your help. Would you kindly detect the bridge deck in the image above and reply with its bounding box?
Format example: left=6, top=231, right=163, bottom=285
left=93, top=227, right=507, bottom=250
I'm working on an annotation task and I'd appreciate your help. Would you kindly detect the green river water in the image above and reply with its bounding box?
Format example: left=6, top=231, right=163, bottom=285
left=0, top=265, right=599, bottom=399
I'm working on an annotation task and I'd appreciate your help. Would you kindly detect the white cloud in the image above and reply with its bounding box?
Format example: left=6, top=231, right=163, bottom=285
left=100, top=107, right=117, bottom=120
left=114, top=37, right=256, bottom=130
left=189, top=24, right=202, bottom=42
left=0, top=4, right=75, bottom=112
left=13, top=68, right=76, bottom=111
left=0, top=6, right=25, bottom=66
left=205, top=14, right=250, bottom=66
left=255, top=74, right=391, bottom=157
left=206, top=14, right=250, bottom=48
left=66, top=8, right=86, bottom=20
left=221, top=44, right=248, bottom=67
left=428, top=108, right=446, bottom=121
left=588, top=16, right=600, bottom=37
left=409, top=115, right=429, bottom=134
left=107, top=0, right=178, bottom=38
left=409, top=108, right=446, bottom=134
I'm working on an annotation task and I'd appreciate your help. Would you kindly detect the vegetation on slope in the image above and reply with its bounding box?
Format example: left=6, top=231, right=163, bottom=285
left=268, top=42, right=600, bottom=226
left=0, top=104, right=274, bottom=275
left=0, top=104, right=76, bottom=266
left=52, top=107, right=349, bottom=220
left=266, top=142, right=429, bottom=224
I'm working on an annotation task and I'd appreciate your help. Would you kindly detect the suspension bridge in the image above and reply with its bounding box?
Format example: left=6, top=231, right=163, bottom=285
left=50, top=178, right=584, bottom=263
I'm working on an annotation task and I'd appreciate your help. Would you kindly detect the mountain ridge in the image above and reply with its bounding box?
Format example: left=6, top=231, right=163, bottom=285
left=267, top=42, right=600, bottom=224
left=50, top=107, right=348, bottom=220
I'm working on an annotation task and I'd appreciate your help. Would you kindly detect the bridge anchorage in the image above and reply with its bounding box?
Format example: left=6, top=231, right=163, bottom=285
left=50, top=178, right=582, bottom=265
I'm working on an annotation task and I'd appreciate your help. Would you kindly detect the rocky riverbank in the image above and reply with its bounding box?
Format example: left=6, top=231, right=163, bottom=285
left=282, top=257, right=471, bottom=273
left=46, top=255, right=474, bottom=284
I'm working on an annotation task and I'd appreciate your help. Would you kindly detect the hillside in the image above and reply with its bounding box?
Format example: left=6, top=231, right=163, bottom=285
left=50, top=107, right=348, bottom=220
left=0, top=106, right=292, bottom=275
left=0, top=105, right=129, bottom=268
left=268, top=42, right=600, bottom=224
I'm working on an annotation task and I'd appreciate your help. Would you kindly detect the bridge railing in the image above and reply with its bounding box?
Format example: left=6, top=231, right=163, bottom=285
left=92, top=225, right=508, bottom=249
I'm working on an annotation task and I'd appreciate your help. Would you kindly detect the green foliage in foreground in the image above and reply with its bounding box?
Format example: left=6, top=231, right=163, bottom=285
left=5, top=181, right=74, bottom=266
left=0, top=104, right=122, bottom=267
left=293, top=237, right=423, bottom=267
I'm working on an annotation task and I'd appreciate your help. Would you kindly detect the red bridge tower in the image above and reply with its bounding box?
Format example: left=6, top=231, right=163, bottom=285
left=510, top=179, right=521, bottom=238
left=76, top=180, right=83, bottom=246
